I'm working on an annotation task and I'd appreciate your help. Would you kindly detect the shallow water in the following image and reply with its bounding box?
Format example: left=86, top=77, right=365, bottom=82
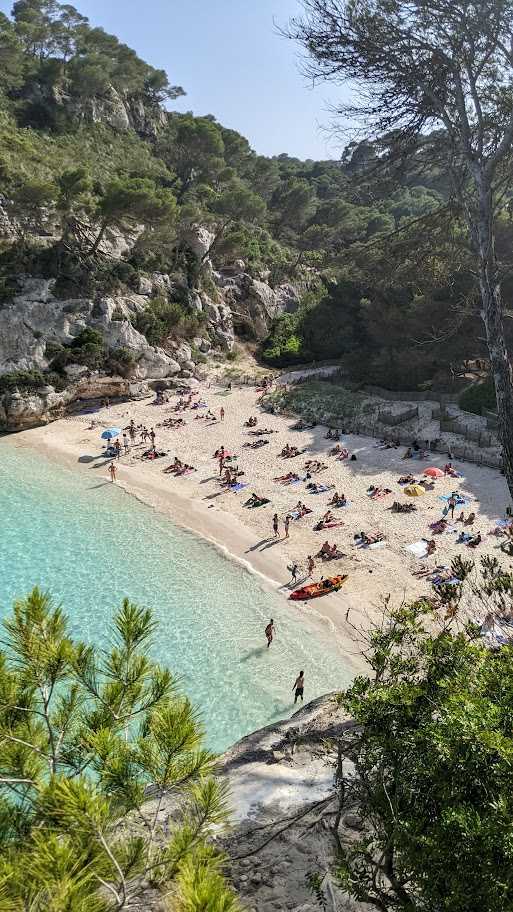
left=0, top=439, right=351, bottom=751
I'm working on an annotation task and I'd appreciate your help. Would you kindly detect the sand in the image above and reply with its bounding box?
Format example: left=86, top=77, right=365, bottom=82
left=8, top=380, right=513, bottom=670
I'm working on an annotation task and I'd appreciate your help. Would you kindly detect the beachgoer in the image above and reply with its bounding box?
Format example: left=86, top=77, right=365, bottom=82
left=293, top=671, right=304, bottom=704
left=273, top=513, right=279, bottom=537
left=448, top=494, right=457, bottom=519
left=265, top=619, right=275, bottom=648
left=114, top=439, right=121, bottom=459
left=290, top=563, right=299, bottom=583
left=220, top=407, right=225, bottom=421
left=123, top=433, right=129, bottom=454
left=150, top=428, right=156, bottom=447
left=307, top=555, right=315, bottom=577
left=108, top=463, right=117, bottom=483
left=284, top=515, right=290, bottom=538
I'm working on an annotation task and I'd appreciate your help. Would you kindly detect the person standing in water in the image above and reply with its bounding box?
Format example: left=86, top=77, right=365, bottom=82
left=293, top=671, right=304, bottom=704
left=265, top=619, right=275, bottom=648
left=108, top=463, right=117, bottom=483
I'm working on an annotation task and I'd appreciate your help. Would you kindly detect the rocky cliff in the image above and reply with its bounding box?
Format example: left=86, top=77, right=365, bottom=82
left=138, top=695, right=367, bottom=912
left=0, top=228, right=301, bottom=429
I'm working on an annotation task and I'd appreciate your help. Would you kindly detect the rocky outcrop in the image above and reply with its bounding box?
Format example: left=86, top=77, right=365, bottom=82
left=138, top=695, right=365, bottom=912
left=214, top=269, right=300, bottom=339
left=0, top=278, right=182, bottom=381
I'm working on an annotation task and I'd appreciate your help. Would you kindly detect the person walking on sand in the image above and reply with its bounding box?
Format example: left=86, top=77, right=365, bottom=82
left=220, top=407, right=225, bottom=421
left=108, top=462, right=117, bottom=483
left=284, top=515, right=290, bottom=539
left=123, top=432, right=129, bottom=454
left=150, top=427, right=156, bottom=448
left=290, top=563, right=299, bottom=583
left=114, top=438, right=121, bottom=460
left=448, top=493, right=457, bottom=519
left=293, top=671, right=304, bottom=704
left=265, top=619, right=275, bottom=648
left=273, top=513, right=279, bottom=537
left=307, top=555, right=315, bottom=577
left=129, top=423, right=136, bottom=444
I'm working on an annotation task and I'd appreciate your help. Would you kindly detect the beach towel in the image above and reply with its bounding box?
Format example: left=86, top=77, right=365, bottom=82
left=407, top=541, right=429, bottom=558
left=439, top=494, right=470, bottom=505
left=230, top=482, right=248, bottom=492
left=308, top=484, right=334, bottom=494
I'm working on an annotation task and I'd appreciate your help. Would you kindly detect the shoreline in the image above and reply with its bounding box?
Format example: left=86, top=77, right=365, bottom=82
left=8, top=379, right=508, bottom=675
left=8, top=417, right=368, bottom=676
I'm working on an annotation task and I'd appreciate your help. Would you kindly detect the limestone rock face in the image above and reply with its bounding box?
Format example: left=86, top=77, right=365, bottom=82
left=214, top=270, right=301, bottom=339
left=0, top=278, right=183, bottom=382
left=182, top=225, right=215, bottom=262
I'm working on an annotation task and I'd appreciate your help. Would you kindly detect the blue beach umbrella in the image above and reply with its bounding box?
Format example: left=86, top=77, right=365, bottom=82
left=101, top=427, right=121, bottom=441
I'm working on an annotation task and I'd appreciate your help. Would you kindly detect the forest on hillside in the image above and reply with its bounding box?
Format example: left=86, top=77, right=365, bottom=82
left=0, top=0, right=509, bottom=402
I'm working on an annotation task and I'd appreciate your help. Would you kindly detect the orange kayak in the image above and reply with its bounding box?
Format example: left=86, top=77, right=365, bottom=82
left=289, top=575, right=348, bottom=601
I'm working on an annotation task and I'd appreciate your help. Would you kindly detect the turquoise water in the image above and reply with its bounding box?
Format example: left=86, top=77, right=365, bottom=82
left=0, top=439, right=350, bottom=751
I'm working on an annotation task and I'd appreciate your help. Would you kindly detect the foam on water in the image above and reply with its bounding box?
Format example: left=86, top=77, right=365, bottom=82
left=0, top=440, right=351, bottom=751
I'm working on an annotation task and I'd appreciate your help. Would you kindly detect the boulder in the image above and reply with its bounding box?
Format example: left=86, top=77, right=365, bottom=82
left=182, top=225, right=215, bottom=262
left=137, top=275, right=153, bottom=296
left=182, top=359, right=196, bottom=372
left=174, top=342, right=192, bottom=366
left=189, top=292, right=203, bottom=313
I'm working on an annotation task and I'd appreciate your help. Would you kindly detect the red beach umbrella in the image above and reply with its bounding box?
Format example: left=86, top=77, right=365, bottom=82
left=424, top=467, right=444, bottom=478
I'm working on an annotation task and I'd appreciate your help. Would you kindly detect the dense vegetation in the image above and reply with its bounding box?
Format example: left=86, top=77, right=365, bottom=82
left=329, top=555, right=513, bottom=912
left=0, top=587, right=240, bottom=911
left=2, top=0, right=508, bottom=398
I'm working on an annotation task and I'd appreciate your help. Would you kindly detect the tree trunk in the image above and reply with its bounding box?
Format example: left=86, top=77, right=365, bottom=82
left=89, top=220, right=108, bottom=256
left=473, top=175, right=513, bottom=500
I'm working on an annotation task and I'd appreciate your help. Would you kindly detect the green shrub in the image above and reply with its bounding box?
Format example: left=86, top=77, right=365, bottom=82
left=459, top=379, right=496, bottom=415
left=0, top=369, right=45, bottom=394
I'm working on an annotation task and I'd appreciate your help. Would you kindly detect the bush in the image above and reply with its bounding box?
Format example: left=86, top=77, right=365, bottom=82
left=0, top=369, right=45, bottom=394
left=459, top=379, right=496, bottom=415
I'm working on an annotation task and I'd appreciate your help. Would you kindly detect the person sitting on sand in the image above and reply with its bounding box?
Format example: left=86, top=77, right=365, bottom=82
left=426, top=539, right=437, bottom=556
left=336, top=448, right=350, bottom=460
left=330, top=444, right=341, bottom=456
left=468, top=531, right=482, bottom=548
left=398, top=474, right=415, bottom=485
left=318, top=540, right=331, bottom=556
left=163, top=457, right=182, bottom=474
left=322, top=510, right=335, bottom=524
left=464, top=512, right=476, bottom=525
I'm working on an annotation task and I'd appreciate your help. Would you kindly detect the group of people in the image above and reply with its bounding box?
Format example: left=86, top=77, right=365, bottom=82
left=264, top=619, right=304, bottom=704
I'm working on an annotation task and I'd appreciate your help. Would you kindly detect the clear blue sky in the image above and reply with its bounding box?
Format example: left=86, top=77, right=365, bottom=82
left=0, top=0, right=345, bottom=160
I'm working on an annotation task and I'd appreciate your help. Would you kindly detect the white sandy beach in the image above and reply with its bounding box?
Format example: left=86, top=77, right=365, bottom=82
left=8, top=380, right=513, bottom=668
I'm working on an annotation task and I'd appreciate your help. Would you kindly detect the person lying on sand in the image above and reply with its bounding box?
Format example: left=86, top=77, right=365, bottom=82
left=281, top=444, right=302, bottom=458
left=249, top=428, right=276, bottom=435
left=391, top=501, right=417, bottom=513
left=429, top=519, right=448, bottom=534
left=243, top=439, right=269, bottom=449
left=274, top=472, right=300, bottom=483
left=367, top=485, right=392, bottom=498
left=355, top=531, right=385, bottom=546
left=244, top=493, right=270, bottom=508
left=398, top=474, right=416, bottom=485
left=328, top=492, right=347, bottom=507
left=336, top=449, right=350, bottom=460
left=305, top=460, right=327, bottom=473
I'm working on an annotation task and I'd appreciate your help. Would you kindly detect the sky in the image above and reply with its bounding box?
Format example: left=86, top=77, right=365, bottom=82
left=0, top=0, right=348, bottom=160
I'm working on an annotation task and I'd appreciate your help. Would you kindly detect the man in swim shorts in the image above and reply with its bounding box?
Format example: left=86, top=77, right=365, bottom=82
left=293, top=671, right=304, bottom=704
left=265, top=619, right=275, bottom=648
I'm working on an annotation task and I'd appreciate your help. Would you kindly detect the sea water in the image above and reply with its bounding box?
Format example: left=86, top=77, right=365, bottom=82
left=0, top=439, right=351, bottom=752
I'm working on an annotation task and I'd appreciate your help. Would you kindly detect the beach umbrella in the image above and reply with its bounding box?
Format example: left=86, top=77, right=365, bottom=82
left=101, top=427, right=121, bottom=441
left=424, top=467, right=444, bottom=478
left=405, top=484, right=426, bottom=497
